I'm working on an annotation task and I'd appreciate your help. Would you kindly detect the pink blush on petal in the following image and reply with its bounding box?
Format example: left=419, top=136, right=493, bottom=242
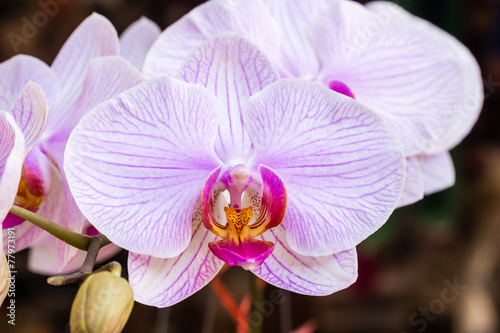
left=209, top=239, right=275, bottom=270
left=2, top=212, right=26, bottom=229
left=328, top=80, right=355, bottom=99
left=85, top=225, right=99, bottom=236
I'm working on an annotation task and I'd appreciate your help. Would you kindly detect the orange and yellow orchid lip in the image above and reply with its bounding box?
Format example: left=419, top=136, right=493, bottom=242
left=201, top=164, right=287, bottom=270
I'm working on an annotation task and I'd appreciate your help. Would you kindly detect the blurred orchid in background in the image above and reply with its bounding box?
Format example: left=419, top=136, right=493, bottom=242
left=24, top=15, right=160, bottom=275
left=144, top=0, right=483, bottom=207
left=65, top=33, right=406, bottom=306
left=0, top=13, right=155, bottom=274
left=0, top=111, right=24, bottom=306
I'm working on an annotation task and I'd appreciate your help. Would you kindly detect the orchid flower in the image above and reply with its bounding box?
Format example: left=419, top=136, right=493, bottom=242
left=0, top=13, right=144, bottom=272
left=65, top=33, right=405, bottom=306
left=120, top=17, right=161, bottom=71
left=25, top=16, right=160, bottom=275
left=0, top=111, right=25, bottom=305
left=143, top=0, right=483, bottom=207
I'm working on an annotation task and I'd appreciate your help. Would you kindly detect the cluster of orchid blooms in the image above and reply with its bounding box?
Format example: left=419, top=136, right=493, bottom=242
left=0, top=0, right=483, bottom=310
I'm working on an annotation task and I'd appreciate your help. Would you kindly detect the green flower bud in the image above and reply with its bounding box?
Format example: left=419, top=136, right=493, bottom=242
left=70, top=271, right=134, bottom=333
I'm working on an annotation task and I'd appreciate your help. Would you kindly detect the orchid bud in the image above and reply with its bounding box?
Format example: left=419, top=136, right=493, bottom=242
left=70, top=271, right=134, bottom=333
left=0, top=255, right=9, bottom=305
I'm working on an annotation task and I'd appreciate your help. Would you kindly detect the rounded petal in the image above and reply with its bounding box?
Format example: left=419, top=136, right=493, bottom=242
left=48, top=13, right=119, bottom=135
left=120, top=17, right=161, bottom=70
left=28, top=233, right=121, bottom=275
left=0, top=55, right=60, bottom=111
left=128, top=210, right=224, bottom=307
left=178, top=32, right=279, bottom=163
left=65, top=78, right=221, bottom=258
left=311, top=1, right=465, bottom=156
left=260, top=0, right=328, bottom=78
left=2, top=216, right=47, bottom=256
left=143, top=0, right=278, bottom=78
left=27, top=145, right=87, bottom=271
left=42, top=57, right=142, bottom=262
left=396, top=156, right=424, bottom=208
left=251, top=226, right=357, bottom=295
left=9, top=82, right=48, bottom=154
left=41, top=163, right=85, bottom=269
left=0, top=111, right=24, bottom=223
left=244, top=79, right=405, bottom=256
left=419, top=152, right=455, bottom=195
left=48, top=56, right=143, bottom=138
left=366, top=1, right=483, bottom=152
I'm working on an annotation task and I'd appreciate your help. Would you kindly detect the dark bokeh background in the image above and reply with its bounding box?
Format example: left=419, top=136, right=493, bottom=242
left=0, top=0, right=499, bottom=332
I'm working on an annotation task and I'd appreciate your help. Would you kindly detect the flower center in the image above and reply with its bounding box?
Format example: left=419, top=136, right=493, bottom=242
left=224, top=206, right=253, bottom=235
left=15, top=175, right=45, bottom=211
left=328, top=80, right=355, bottom=99
left=201, top=165, right=287, bottom=269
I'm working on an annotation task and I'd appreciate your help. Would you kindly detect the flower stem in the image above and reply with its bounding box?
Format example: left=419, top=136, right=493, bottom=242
left=9, top=204, right=92, bottom=251
left=10, top=205, right=92, bottom=251
left=10, top=205, right=114, bottom=286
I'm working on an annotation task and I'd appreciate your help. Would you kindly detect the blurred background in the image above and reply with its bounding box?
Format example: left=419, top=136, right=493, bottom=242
left=0, top=0, right=499, bottom=332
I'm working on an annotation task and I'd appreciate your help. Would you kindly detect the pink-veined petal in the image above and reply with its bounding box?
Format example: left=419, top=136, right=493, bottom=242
left=2, top=218, right=45, bottom=254
left=30, top=138, right=86, bottom=269
left=65, top=78, right=221, bottom=258
left=143, top=0, right=277, bottom=78
left=419, top=152, right=455, bottom=195
left=128, top=207, right=224, bottom=307
left=0, top=111, right=24, bottom=223
left=244, top=79, right=405, bottom=256
left=366, top=1, right=483, bottom=152
left=48, top=13, right=119, bottom=135
left=27, top=228, right=121, bottom=275
left=120, top=17, right=161, bottom=70
left=396, top=156, right=424, bottom=208
left=9, top=82, right=48, bottom=154
left=42, top=163, right=84, bottom=270
left=311, top=0, right=464, bottom=156
left=260, top=0, right=328, bottom=78
left=8, top=162, right=80, bottom=269
left=251, top=225, right=357, bottom=295
left=41, top=56, right=143, bottom=257
left=49, top=56, right=144, bottom=139
left=0, top=55, right=60, bottom=111
left=178, top=32, right=279, bottom=163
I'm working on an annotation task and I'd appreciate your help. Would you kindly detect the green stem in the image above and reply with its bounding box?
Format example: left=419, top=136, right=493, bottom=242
left=9, top=205, right=92, bottom=251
